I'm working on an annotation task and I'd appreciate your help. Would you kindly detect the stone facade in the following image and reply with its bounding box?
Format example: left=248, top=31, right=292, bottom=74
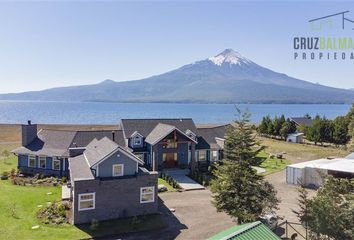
left=71, top=171, right=158, bottom=224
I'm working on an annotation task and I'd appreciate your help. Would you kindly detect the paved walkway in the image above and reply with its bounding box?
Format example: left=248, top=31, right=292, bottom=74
left=252, top=166, right=266, bottom=174
left=61, top=185, right=70, bottom=200
left=163, top=169, right=205, bottom=191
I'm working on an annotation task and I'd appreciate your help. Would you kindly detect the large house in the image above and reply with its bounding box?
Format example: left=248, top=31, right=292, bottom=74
left=12, top=119, right=226, bottom=224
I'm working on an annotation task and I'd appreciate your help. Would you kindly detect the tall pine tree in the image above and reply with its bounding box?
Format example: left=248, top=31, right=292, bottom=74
left=211, top=107, right=279, bottom=223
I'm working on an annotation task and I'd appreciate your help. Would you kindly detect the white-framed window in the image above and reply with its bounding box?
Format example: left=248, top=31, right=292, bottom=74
left=78, top=192, right=95, bottom=211
left=112, top=164, right=124, bottom=177
left=211, top=151, right=218, bottom=161
left=140, top=186, right=155, bottom=203
left=28, top=155, right=36, bottom=168
left=133, top=136, right=142, bottom=145
left=39, top=156, right=46, bottom=168
left=198, top=150, right=207, bottom=161
left=52, top=158, right=61, bottom=171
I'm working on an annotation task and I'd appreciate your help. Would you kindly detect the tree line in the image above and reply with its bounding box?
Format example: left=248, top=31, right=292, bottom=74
left=258, top=104, right=354, bottom=146
left=257, top=115, right=297, bottom=140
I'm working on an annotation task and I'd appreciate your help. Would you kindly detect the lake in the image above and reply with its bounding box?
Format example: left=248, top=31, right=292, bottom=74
left=0, top=101, right=351, bottom=124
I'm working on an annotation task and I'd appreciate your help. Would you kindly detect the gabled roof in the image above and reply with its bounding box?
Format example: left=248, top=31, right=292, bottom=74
left=197, top=125, right=227, bottom=150
left=83, top=137, right=144, bottom=167
left=208, top=221, right=280, bottom=240
left=287, top=132, right=304, bottom=137
left=69, top=154, right=95, bottom=181
left=12, top=128, right=126, bottom=157
left=70, top=130, right=125, bottom=148
left=290, top=117, right=313, bottom=127
left=12, top=129, right=77, bottom=157
left=145, top=123, right=197, bottom=145
left=130, top=131, right=143, bottom=138
left=121, top=118, right=198, bottom=138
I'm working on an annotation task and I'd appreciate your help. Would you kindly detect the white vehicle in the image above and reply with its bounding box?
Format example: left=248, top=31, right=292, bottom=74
left=259, top=213, right=278, bottom=230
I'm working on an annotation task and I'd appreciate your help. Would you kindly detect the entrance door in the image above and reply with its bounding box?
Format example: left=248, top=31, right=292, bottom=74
left=163, top=153, right=177, bottom=168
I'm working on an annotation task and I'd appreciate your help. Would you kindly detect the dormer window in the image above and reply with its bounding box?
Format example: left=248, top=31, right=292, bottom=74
left=133, top=136, right=142, bottom=145
left=130, top=131, right=143, bottom=147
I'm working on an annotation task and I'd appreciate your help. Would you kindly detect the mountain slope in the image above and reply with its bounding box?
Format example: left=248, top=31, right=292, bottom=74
left=1, top=49, right=353, bottom=103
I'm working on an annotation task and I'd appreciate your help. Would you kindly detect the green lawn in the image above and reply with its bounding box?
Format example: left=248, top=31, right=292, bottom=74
left=158, top=178, right=176, bottom=192
left=0, top=146, right=166, bottom=240
left=258, top=151, right=290, bottom=176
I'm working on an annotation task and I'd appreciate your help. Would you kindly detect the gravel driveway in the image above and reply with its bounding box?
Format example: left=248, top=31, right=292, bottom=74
left=108, top=190, right=235, bottom=240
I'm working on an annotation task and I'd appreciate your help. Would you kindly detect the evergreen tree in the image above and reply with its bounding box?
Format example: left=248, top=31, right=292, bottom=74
left=258, top=116, right=270, bottom=135
left=280, top=121, right=292, bottom=140
left=223, top=108, right=265, bottom=166
left=210, top=107, right=279, bottom=223
left=273, top=115, right=285, bottom=137
left=292, top=183, right=310, bottom=224
left=332, top=116, right=349, bottom=145
left=299, top=177, right=354, bottom=240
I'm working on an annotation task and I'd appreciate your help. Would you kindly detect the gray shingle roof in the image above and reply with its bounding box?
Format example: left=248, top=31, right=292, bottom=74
left=197, top=125, right=227, bottom=150
left=83, top=137, right=144, bottom=167
left=69, top=154, right=95, bottom=181
left=12, top=128, right=126, bottom=157
left=145, top=123, right=176, bottom=144
left=290, top=117, right=314, bottom=127
left=69, top=137, right=144, bottom=181
left=70, top=130, right=125, bottom=148
left=12, top=129, right=77, bottom=157
left=121, top=118, right=198, bottom=138
left=83, top=137, right=119, bottom=167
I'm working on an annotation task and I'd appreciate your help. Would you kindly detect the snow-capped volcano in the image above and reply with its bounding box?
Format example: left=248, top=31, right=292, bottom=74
left=208, top=49, right=251, bottom=66
left=1, top=48, right=354, bottom=104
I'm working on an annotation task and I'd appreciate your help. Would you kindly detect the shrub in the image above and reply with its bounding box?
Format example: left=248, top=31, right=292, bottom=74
left=61, top=176, right=67, bottom=183
left=10, top=168, right=16, bottom=178
left=10, top=203, right=19, bottom=219
left=1, top=171, right=9, bottom=180
left=89, top=219, right=99, bottom=231
left=1, top=149, right=10, bottom=158
left=37, top=201, right=70, bottom=225
left=131, top=215, right=141, bottom=226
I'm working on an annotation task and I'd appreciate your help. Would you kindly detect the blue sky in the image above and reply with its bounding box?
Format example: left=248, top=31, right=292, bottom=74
left=0, top=1, right=354, bottom=93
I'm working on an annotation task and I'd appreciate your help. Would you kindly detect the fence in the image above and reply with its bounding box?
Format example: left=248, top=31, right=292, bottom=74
left=275, top=220, right=308, bottom=240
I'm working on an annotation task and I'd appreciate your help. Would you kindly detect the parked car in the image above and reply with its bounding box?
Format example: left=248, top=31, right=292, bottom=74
left=259, top=213, right=278, bottom=230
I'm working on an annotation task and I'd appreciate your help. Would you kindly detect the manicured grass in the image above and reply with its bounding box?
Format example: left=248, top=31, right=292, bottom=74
left=259, top=136, right=351, bottom=162
left=258, top=151, right=290, bottom=176
left=0, top=147, right=166, bottom=240
left=158, top=178, right=176, bottom=192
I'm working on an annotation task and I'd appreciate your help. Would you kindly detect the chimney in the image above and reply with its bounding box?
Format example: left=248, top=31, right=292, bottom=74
left=112, top=131, right=115, bottom=142
left=21, top=120, right=37, bottom=147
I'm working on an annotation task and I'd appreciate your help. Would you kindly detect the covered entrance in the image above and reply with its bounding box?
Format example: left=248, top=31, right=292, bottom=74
left=163, top=153, right=178, bottom=168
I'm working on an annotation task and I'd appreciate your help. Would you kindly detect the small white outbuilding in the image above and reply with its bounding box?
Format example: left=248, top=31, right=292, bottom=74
left=286, top=132, right=304, bottom=143
left=286, top=158, right=354, bottom=187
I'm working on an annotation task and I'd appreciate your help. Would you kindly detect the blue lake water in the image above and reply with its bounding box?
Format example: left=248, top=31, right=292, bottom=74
left=0, top=101, right=351, bottom=124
